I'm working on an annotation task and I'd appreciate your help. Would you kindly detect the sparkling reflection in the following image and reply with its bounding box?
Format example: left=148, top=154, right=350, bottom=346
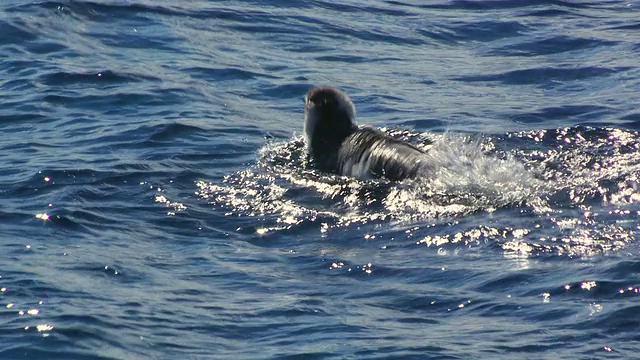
left=198, top=127, right=640, bottom=257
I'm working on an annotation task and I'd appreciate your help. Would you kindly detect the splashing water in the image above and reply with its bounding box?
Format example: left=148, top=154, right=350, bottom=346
left=386, top=133, right=549, bottom=218
left=196, top=126, right=640, bottom=256
left=199, top=129, right=542, bottom=230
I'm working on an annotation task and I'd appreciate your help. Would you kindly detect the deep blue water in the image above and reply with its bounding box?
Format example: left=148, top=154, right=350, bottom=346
left=2, top=0, right=640, bottom=359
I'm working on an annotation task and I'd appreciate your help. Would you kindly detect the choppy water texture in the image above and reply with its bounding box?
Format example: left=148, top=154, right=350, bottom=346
left=2, top=0, right=640, bottom=359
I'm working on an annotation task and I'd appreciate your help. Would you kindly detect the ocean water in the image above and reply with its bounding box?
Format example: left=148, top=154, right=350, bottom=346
left=2, top=0, right=640, bottom=359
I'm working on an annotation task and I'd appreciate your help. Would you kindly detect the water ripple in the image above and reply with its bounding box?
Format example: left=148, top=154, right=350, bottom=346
left=2, top=0, right=640, bottom=359
left=454, top=66, right=629, bottom=84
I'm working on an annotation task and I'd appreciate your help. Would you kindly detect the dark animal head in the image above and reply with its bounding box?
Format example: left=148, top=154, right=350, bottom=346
left=304, top=86, right=357, bottom=156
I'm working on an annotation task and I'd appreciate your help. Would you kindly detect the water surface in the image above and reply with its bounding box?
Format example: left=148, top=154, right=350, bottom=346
left=1, top=1, right=640, bottom=359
